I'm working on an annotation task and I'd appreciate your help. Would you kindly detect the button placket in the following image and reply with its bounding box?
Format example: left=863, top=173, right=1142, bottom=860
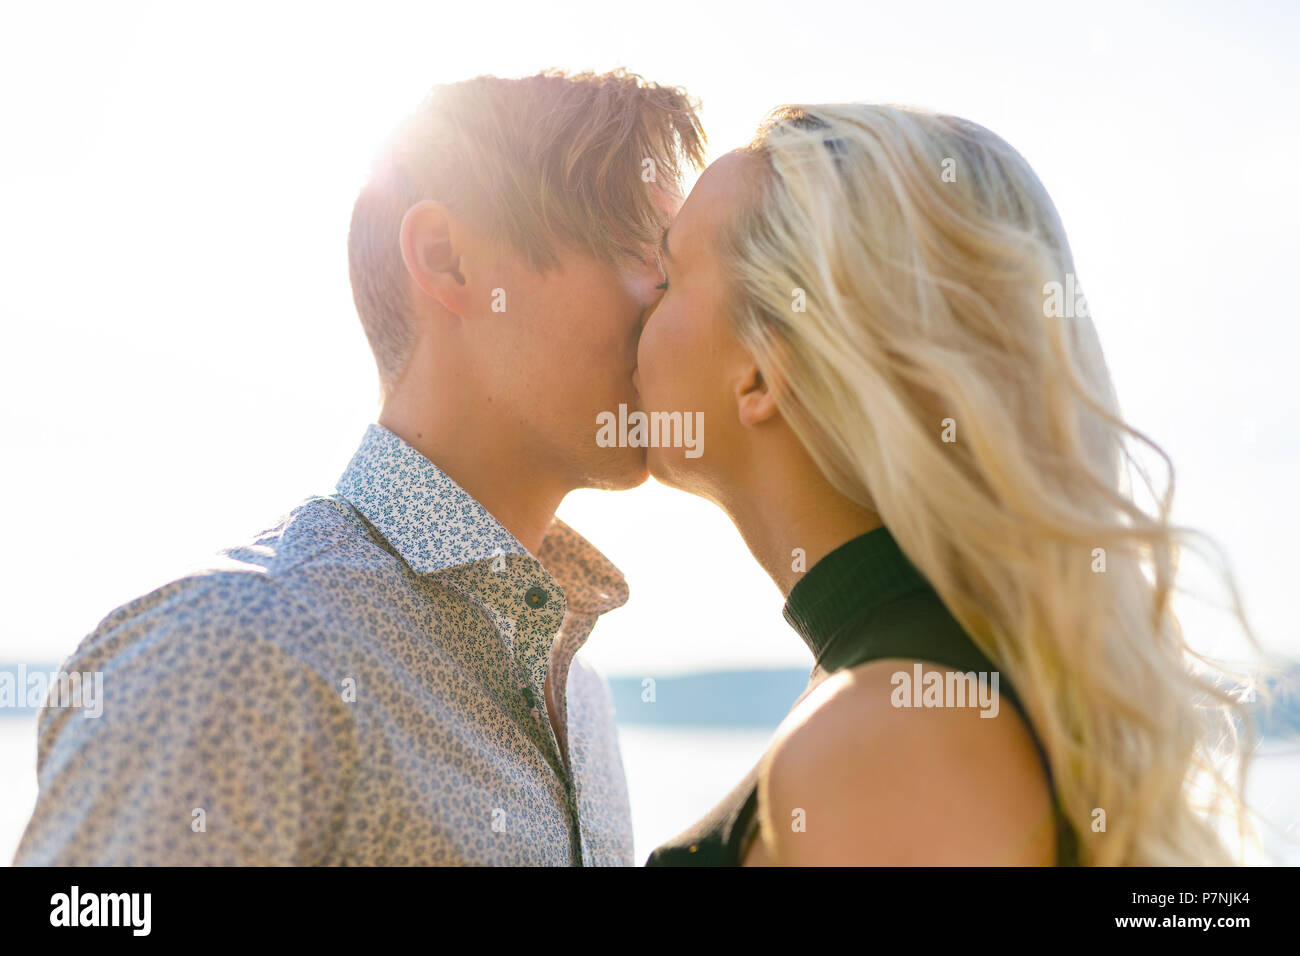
left=453, top=549, right=604, bottom=866
left=514, top=579, right=586, bottom=864
left=514, top=581, right=565, bottom=756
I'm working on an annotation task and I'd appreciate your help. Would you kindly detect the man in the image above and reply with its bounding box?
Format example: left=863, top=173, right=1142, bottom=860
left=13, top=68, right=705, bottom=865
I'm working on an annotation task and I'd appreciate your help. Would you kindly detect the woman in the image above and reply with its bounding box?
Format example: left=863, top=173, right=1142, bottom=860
left=635, top=104, right=1264, bottom=866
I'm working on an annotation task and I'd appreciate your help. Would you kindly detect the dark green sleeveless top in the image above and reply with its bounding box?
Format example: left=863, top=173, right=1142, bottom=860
left=645, top=525, right=1079, bottom=866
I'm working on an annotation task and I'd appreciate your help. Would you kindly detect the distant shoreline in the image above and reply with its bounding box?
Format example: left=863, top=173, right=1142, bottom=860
left=5, top=662, right=1298, bottom=738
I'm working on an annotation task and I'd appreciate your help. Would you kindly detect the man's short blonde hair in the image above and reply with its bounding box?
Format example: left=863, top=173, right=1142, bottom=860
left=347, top=68, right=706, bottom=398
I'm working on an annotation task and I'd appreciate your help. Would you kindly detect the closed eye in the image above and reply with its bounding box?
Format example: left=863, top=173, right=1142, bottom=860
left=653, top=247, right=669, bottom=293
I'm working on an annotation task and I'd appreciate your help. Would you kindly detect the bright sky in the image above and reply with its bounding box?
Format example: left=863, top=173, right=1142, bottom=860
left=2, top=0, right=1297, bottom=680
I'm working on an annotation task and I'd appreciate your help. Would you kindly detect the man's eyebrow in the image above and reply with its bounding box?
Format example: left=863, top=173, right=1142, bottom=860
left=659, top=226, right=674, bottom=264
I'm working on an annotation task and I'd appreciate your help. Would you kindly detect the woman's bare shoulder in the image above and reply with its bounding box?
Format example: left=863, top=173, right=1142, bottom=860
left=754, top=658, right=1057, bottom=865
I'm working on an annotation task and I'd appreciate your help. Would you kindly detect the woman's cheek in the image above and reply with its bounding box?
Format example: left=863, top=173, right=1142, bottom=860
left=641, top=303, right=696, bottom=405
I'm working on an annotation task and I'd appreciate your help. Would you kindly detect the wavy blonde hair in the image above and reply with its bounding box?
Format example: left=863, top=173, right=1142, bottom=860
left=723, top=103, right=1278, bottom=865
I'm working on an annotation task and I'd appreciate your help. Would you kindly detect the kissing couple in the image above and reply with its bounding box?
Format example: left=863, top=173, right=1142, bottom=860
left=15, top=68, right=1252, bottom=867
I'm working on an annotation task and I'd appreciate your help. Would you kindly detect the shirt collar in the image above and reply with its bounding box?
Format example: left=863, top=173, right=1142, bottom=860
left=334, top=422, right=627, bottom=615
left=782, top=524, right=930, bottom=664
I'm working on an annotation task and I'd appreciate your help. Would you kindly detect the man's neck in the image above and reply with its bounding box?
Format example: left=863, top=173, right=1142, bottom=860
left=377, top=404, right=567, bottom=557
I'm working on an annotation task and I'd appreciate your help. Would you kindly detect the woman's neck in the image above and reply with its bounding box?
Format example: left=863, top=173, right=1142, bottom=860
left=720, top=450, right=882, bottom=598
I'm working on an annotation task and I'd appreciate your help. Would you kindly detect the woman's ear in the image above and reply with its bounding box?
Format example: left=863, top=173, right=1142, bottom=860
left=399, top=200, right=473, bottom=317
left=735, top=363, right=781, bottom=428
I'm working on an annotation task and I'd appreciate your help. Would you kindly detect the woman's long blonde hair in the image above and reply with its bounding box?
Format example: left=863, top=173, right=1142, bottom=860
left=724, top=103, right=1276, bottom=865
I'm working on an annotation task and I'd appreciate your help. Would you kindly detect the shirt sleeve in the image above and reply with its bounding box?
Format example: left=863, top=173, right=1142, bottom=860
left=11, top=574, right=359, bottom=866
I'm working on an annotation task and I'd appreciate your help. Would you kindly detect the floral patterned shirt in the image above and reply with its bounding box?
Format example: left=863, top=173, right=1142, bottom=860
left=13, top=422, right=634, bottom=866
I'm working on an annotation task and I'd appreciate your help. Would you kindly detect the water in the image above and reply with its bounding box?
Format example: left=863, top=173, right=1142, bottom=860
left=0, top=715, right=38, bottom=866
left=618, top=726, right=773, bottom=862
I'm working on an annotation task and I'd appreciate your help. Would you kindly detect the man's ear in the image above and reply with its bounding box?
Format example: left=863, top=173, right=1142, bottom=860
left=399, top=200, right=474, bottom=317
left=735, top=363, right=781, bottom=428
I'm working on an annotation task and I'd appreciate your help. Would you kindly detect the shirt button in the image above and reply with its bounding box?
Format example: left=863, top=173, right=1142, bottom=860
left=524, top=586, right=549, bottom=609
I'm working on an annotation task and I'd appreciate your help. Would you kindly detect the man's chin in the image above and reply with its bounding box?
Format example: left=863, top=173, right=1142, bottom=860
left=580, top=447, right=651, bottom=492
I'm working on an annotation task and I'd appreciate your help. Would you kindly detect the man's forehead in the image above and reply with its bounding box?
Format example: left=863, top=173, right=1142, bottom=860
left=599, top=181, right=683, bottom=267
